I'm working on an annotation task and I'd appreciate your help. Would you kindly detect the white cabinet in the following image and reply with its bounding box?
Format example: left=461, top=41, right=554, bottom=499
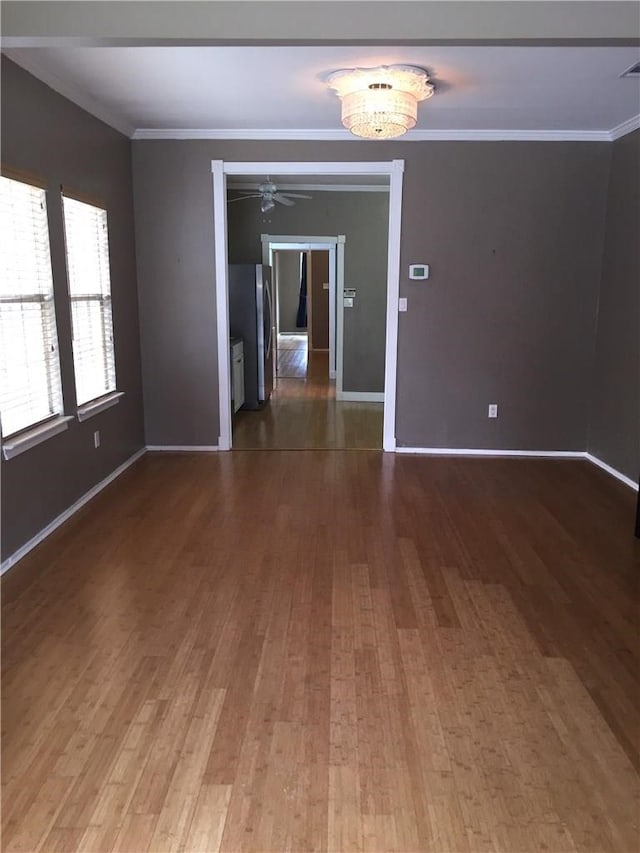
left=230, top=338, right=245, bottom=414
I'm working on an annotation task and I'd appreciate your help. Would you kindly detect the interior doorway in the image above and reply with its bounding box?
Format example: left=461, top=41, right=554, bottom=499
left=213, top=160, right=405, bottom=452
left=262, top=236, right=341, bottom=383
left=231, top=234, right=383, bottom=450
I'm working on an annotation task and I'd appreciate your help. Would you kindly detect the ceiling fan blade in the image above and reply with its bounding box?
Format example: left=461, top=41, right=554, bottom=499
left=273, top=193, right=295, bottom=206
left=227, top=194, right=261, bottom=203
left=281, top=193, right=312, bottom=199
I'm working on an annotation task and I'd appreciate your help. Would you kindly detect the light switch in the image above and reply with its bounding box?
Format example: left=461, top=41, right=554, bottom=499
left=399, top=297, right=408, bottom=312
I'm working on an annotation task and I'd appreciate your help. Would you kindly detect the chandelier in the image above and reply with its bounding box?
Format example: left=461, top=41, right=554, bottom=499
left=327, top=65, right=434, bottom=140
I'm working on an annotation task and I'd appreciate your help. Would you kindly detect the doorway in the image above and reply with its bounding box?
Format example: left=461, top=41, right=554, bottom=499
left=213, top=160, right=405, bottom=452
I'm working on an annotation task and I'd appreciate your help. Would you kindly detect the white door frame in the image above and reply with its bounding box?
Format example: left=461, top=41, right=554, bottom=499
left=261, top=236, right=342, bottom=383
left=212, top=160, right=404, bottom=452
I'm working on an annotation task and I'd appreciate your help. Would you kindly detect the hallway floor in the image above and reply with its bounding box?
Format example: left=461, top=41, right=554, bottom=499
left=232, top=334, right=383, bottom=450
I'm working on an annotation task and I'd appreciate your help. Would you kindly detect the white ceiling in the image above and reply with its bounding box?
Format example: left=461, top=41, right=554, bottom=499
left=5, top=44, right=640, bottom=140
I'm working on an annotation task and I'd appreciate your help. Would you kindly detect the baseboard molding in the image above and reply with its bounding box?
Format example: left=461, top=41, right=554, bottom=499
left=337, top=392, right=385, bottom=403
left=1, top=447, right=147, bottom=576
left=3, top=444, right=633, bottom=577
left=585, top=454, right=638, bottom=491
left=394, top=447, right=638, bottom=492
left=395, top=447, right=585, bottom=459
left=145, top=445, right=220, bottom=452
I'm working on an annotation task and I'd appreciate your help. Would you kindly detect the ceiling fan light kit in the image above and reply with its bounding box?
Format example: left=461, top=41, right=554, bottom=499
left=228, top=179, right=312, bottom=211
left=327, top=65, right=434, bottom=139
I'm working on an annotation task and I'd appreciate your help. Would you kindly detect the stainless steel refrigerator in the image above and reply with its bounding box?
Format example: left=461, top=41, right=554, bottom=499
left=228, top=264, right=274, bottom=410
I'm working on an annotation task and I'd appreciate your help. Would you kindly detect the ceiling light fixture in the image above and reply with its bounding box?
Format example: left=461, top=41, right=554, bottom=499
left=260, top=195, right=275, bottom=213
left=327, top=65, right=434, bottom=140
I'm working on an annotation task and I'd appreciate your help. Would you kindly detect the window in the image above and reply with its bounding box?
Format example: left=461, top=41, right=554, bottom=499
left=62, top=195, right=116, bottom=406
left=0, top=175, right=64, bottom=438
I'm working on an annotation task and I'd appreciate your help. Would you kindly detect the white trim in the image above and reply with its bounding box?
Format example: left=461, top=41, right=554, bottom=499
left=336, top=239, right=345, bottom=399
left=586, top=454, right=638, bottom=491
left=137, top=128, right=614, bottom=143
left=5, top=49, right=135, bottom=138
left=1, top=416, right=74, bottom=461
left=222, top=162, right=401, bottom=176
left=262, top=237, right=339, bottom=380
left=609, top=115, right=640, bottom=141
left=212, top=160, right=232, bottom=452
left=382, top=159, right=404, bottom=453
left=76, top=391, right=124, bottom=422
left=230, top=182, right=389, bottom=193
left=328, top=245, right=336, bottom=377
left=262, top=234, right=340, bottom=247
left=0, top=447, right=146, bottom=575
left=395, top=448, right=586, bottom=458
left=146, top=445, right=220, bottom=452
left=214, top=160, right=402, bottom=453
left=337, top=391, right=384, bottom=403
left=394, top=447, right=639, bottom=491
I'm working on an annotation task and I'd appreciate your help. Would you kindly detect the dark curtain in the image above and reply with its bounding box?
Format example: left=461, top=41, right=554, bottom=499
left=296, top=253, right=307, bottom=328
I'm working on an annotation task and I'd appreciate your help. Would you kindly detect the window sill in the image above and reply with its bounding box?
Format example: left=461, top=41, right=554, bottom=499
left=77, top=391, right=124, bottom=422
left=2, top=416, right=74, bottom=461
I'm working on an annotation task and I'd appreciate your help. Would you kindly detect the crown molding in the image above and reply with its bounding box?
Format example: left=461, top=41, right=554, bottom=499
left=133, top=127, right=614, bottom=142
left=4, top=48, right=135, bottom=138
left=609, top=114, right=640, bottom=141
left=5, top=44, right=635, bottom=145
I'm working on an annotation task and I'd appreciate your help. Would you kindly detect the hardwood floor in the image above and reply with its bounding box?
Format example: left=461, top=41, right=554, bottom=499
left=2, top=452, right=639, bottom=852
left=233, top=335, right=383, bottom=450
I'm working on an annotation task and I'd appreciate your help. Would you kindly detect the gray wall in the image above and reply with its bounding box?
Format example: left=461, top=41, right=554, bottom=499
left=132, top=144, right=219, bottom=446
left=227, top=188, right=389, bottom=394
left=275, top=251, right=303, bottom=334
left=396, top=141, right=610, bottom=450
left=588, top=129, right=640, bottom=482
left=1, top=58, right=144, bottom=561
left=132, top=138, right=610, bottom=453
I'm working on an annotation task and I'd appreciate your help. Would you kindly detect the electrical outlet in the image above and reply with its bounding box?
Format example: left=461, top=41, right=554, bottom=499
left=93, top=430, right=100, bottom=448
left=488, top=404, right=498, bottom=418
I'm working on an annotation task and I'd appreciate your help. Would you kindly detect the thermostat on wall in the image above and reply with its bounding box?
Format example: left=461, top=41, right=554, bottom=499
left=409, top=264, right=430, bottom=280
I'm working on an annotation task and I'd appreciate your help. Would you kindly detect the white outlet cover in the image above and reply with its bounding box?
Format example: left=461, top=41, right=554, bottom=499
left=399, top=297, right=408, bottom=312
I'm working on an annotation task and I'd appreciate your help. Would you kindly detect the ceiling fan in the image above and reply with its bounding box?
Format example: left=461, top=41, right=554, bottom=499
left=228, top=179, right=311, bottom=213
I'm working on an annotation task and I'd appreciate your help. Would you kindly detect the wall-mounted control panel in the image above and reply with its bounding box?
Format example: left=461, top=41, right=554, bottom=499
left=409, top=264, right=430, bottom=280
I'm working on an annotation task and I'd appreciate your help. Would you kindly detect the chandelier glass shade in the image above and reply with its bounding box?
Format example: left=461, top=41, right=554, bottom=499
left=327, top=65, right=434, bottom=140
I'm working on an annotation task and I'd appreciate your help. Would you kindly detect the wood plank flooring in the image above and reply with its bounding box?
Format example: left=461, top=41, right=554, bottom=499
left=233, top=335, right=383, bottom=450
left=2, top=452, right=639, bottom=852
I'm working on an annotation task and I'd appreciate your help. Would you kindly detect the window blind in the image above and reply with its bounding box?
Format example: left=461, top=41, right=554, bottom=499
left=0, top=176, right=63, bottom=438
left=62, top=196, right=116, bottom=406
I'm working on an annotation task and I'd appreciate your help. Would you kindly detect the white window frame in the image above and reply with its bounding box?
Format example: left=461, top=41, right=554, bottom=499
left=61, top=192, right=121, bottom=419
left=0, top=173, right=71, bottom=460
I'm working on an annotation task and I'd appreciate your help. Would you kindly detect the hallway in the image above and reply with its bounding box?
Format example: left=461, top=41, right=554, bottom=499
left=232, top=334, right=383, bottom=450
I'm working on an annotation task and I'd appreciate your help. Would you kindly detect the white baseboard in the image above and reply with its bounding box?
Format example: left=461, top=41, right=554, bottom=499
left=395, top=447, right=585, bottom=458
left=1, top=447, right=147, bottom=576
left=337, top=391, right=385, bottom=403
left=145, top=445, right=220, bottom=452
left=586, top=453, right=638, bottom=491
left=395, top=447, right=638, bottom=492
left=3, top=444, right=633, bottom=578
